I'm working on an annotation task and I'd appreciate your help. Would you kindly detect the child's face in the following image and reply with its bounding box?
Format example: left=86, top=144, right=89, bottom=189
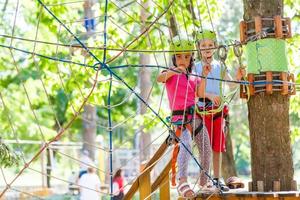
left=175, top=53, right=192, bottom=68
left=198, top=39, right=216, bottom=64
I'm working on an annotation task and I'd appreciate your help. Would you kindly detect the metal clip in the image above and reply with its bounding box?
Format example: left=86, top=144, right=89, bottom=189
left=166, top=130, right=177, bottom=146
left=233, top=41, right=244, bottom=69
left=217, top=45, right=228, bottom=64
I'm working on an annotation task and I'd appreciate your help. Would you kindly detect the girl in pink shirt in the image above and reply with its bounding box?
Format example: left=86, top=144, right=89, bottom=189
left=157, top=35, right=212, bottom=198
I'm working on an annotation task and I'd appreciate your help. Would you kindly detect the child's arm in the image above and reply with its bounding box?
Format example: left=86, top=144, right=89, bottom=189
left=156, top=67, right=185, bottom=83
left=225, top=67, right=246, bottom=89
left=197, top=64, right=222, bottom=105
left=197, top=65, right=211, bottom=97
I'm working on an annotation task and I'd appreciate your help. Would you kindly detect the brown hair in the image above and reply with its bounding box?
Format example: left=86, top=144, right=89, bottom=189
left=87, top=167, right=95, bottom=173
left=171, top=55, right=194, bottom=73
left=113, top=169, right=122, bottom=180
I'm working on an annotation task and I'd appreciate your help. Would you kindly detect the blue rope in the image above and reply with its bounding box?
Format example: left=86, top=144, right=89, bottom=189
left=0, top=44, right=95, bottom=69
left=1, top=43, right=297, bottom=88
left=37, top=0, right=106, bottom=70
left=102, top=0, right=113, bottom=198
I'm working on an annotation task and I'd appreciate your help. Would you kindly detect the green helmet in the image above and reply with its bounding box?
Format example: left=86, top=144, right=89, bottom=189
left=196, top=29, right=217, bottom=41
left=169, top=35, right=195, bottom=54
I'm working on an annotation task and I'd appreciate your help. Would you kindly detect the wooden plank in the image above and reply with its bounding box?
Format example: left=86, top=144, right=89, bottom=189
left=240, top=21, right=247, bottom=43
left=139, top=172, right=151, bottom=200
left=248, top=74, right=255, bottom=95
left=248, top=182, right=253, bottom=192
left=255, top=16, right=262, bottom=34
left=123, top=179, right=139, bottom=200
left=124, top=140, right=168, bottom=199
left=257, top=181, right=264, bottom=192
left=144, top=141, right=168, bottom=173
left=280, top=72, right=288, bottom=95
left=159, top=172, right=170, bottom=200
left=274, top=15, right=283, bottom=38
left=273, top=181, right=280, bottom=192
left=151, top=159, right=172, bottom=192
left=192, top=192, right=300, bottom=200
left=266, top=71, right=273, bottom=94
left=291, top=180, right=297, bottom=191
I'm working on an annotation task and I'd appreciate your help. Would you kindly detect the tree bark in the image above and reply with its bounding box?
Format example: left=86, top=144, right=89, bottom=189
left=46, top=148, right=51, bottom=187
left=82, top=0, right=97, bottom=160
left=138, top=0, right=152, bottom=163
left=83, top=104, right=97, bottom=160
left=243, top=0, right=294, bottom=191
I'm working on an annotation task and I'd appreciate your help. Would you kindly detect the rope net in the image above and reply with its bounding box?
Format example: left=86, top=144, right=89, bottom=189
left=0, top=0, right=299, bottom=199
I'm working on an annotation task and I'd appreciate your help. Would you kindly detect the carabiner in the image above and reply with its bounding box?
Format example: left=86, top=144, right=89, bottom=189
left=233, top=41, right=243, bottom=58
left=217, top=45, right=228, bottom=63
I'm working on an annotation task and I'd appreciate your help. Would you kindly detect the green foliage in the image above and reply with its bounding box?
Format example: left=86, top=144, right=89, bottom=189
left=0, top=139, right=21, bottom=168
left=0, top=0, right=299, bottom=180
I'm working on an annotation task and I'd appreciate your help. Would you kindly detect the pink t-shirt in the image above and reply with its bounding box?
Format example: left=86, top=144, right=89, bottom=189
left=165, top=73, right=201, bottom=122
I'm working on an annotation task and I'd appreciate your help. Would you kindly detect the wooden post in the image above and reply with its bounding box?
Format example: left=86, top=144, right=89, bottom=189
left=266, top=71, right=273, bottom=94
left=291, top=180, right=297, bottom=191
left=257, top=181, right=264, bottom=192
left=240, top=21, right=247, bottom=43
left=248, top=182, right=253, bottom=192
left=274, top=15, right=283, bottom=38
left=255, top=16, right=262, bottom=34
left=124, top=142, right=168, bottom=200
left=248, top=74, right=255, bottom=95
left=280, top=72, right=288, bottom=95
left=159, top=173, right=170, bottom=200
left=273, top=181, right=280, bottom=191
left=139, top=172, right=151, bottom=200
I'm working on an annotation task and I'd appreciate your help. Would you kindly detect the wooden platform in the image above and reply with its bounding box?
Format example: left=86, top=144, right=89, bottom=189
left=178, top=191, right=300, bottom=200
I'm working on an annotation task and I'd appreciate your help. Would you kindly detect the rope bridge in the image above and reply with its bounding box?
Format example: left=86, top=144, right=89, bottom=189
left=0, top=0, right=299, bottom=199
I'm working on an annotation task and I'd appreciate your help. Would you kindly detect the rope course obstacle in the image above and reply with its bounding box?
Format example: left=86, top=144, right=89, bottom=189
left=0, top=0, right=299, bottom=199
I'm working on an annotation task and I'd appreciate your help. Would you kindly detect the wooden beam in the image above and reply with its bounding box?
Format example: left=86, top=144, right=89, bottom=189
left=240, top=21, right=247, bottom=43
left=273, top=181, right=280, bottom=192
left=257, top=181, right=264, bottom=192
left=274, top=15, right=283, bottom=38
left=254, top=16, right=262, bottom=34
left=139, top=172, right=151, bottom=200
left=144, top=142, right=168, bottom=173
left=280, top=72, right=288, bottom=95
left=151, top=159, right=172, bottom=192
left=123, top=179, right=139, bottom=200
left=159, top=172, right=170, bottom=200
left=266, top=71, right=273, bottom=94
left=124, top=139, right=168, bottom=199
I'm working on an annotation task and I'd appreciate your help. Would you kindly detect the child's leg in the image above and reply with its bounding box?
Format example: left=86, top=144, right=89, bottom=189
left=177, top=128, right=192, bottom=180
left=212, top=115, right=226, bottom=179
left=177, top=128, right=194, bottom=197
left=193, top=118, right=212, bottom=186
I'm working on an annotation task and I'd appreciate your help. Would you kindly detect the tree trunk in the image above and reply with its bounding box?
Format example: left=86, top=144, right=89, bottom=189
left=83, top=104, right=97, bottom=160
left=243, top=0, right=294, bottom=191
left=82, top=0, right=97, bottom=160
left=138, top=0, right=151, bottom=163
left=46, top=148, right=51, bottom=187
